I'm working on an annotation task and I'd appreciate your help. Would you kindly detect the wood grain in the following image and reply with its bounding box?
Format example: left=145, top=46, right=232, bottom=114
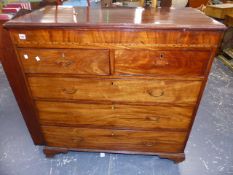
left=17, top=48, right=110, bottom=75
left=42, top=126, right=187, bottom=153
left=182, top=47, right=221, bottom=151
left=36, top=101, right=194, bottom=131
left=1, top=24, right=44, bottom=144
left=10, top=29, right=223, bottom=48
left=3, top=7, right=225, bottom=162
left=115, top=49, right=210, bottom=76
left=4, top=6, right=225, bottom=31
left=28, top=77, right=202, bottom=105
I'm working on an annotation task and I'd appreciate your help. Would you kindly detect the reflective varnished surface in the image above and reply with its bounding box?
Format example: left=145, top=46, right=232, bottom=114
left=2, top=5, right=226, bottom=163
left=4, top=6, right=226, bottom=30
left=1, top=59, right=233, bottom=175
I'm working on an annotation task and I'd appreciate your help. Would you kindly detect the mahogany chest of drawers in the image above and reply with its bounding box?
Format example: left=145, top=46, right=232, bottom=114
left=3, top=6, right=225, bottom=163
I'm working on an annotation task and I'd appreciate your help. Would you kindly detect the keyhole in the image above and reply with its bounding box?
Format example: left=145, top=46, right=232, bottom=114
left=160, top=53, right=164, bottom=59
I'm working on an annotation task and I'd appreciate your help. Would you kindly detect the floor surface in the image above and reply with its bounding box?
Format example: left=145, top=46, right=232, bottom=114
left=0, top=59, right=233, bottom=175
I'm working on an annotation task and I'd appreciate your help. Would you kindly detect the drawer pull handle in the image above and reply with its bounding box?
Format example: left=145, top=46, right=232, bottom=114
left=147, top=89, right=164, bottom=97
left=62, top=88, right=78, bottom=94
left=56, top=60, right=74, bottom=67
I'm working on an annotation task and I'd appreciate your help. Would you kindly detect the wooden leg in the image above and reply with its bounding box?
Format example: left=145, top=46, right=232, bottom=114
left=158, top=153, right=185, bottom=164
left=43, top=146, right=185, bottom=163
left=43, top=147, right=68, bottom=158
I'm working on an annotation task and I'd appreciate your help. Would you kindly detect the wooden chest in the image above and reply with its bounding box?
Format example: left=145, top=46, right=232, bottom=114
left=3, top=6, right=225, bottom=163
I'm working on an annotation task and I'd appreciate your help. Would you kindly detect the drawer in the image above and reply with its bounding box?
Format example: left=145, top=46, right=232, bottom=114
left=18, top=49, right=110, bottom=75
left=36, top=101, right=194, bottom=131
left=115, top=50, right=210, bottom=76
left=10, top=29, right=221, bottom=47
left=28, top=77, right=202, bottom=105
left=41, top=126, right=187, bottom=153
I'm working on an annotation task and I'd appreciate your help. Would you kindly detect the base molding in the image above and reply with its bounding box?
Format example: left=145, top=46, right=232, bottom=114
left=43, top=146, right=185, bottom=163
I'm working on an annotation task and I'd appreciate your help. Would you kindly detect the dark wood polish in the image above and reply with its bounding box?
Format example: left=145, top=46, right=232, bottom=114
left=4, top=6, right=225, bottom=30
left=17, top=48, right=110, bottom=75
left=1, top=26, right=44, bottom=145
left=0, top=20, right=8, bottom=62
left=36, top=101, right=194, bottom=131
left=115, top=49, right=211, bottom=76
left=43, top=146, right=185, bottom=163
left=3, top=7, right=225, bottom=163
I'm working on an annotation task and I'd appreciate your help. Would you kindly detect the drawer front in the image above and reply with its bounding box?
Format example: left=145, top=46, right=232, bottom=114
left=42, top=126, right=186, bottom=153
left=18, top=49, right=110, bottom=75
left=10, top=29, right=221, bottom=47
left=36, top=101, right=194, bottom=130
left=115, top=50, right=210, bottom=76
left=28, top=77, right=202, bottom=105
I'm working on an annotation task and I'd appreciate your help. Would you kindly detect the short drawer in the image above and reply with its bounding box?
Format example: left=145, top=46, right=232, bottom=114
left=28, top=77, right=202, bottom=105
left=18, top=49, right=110, bottom=75
left=115, top=50, right=210, bottom=76
left=41, top=126, right=187, bottom=153
left=36, top=101, right=194, bottom=131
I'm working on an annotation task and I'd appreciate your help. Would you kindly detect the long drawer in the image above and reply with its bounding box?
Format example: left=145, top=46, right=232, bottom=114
left=10, top=29, right=222, bottom=47
left=18, top=48, right=110, bottom=75
left=28, top=77, right=202, bottom=105
left=36, top=101, right=194, bottom=131
left=41, top=126, right=187, bottom=153
left=115, top=50, right=210, bottom=76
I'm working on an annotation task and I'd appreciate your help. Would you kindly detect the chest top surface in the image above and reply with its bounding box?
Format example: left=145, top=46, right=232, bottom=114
left=4, top=6, right=226, bottom=30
